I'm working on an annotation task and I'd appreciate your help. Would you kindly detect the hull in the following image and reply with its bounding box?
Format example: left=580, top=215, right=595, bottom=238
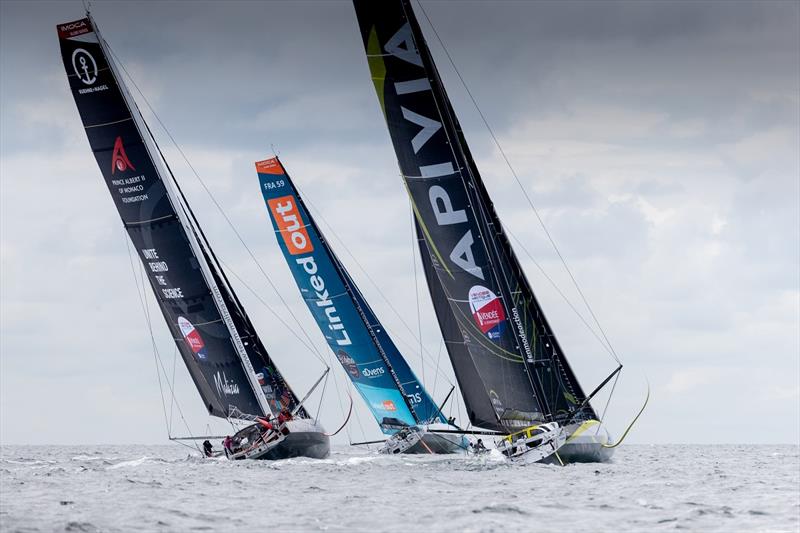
left=553, top=420, right=614, bottom=464
left=404, top=431, right=466, bottom=454
left=381, top=424, right=467, bottom=455
left=234, top=419, right=330, bottom=460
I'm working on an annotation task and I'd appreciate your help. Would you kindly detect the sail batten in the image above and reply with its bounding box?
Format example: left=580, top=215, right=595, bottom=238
left=353, top=0, right=595, bottom=432
left=256, top=157, right=446, bottom=432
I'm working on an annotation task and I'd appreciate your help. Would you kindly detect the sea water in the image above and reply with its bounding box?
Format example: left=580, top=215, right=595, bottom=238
left=1, top=444, right=797, bottom=532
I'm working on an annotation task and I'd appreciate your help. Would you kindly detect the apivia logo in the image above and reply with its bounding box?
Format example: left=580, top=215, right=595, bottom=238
left=214, top=372, right=239, bottom=397
left=361, top=366, right=385, bottom=378
left=111, top=137, right=135, bottom=175
left=71, top=48, right=97, bottom=85
left=469, top=285, right=506, bottom=341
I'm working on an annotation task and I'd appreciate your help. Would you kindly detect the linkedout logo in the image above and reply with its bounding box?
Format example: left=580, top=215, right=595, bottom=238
left=71, top=48, right=97, bottom=85
left=111, top=137, right=135, bottom=174
left=268, top=194, right=314, bottom=256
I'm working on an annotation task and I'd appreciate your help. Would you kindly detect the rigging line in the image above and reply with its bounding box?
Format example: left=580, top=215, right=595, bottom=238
left=431, top=338, right=444, bottom=404
left=143, top=266, right=201, bottom=442
left=125, top=232, right=201, bottom=442
left=314, top=371, right=329, bottom=421
left=215, top=257, right=327, bottom=366
left=297, top=185, right=455, bottom=387
left=505, top=226, right=615, bottom=358
left=410, top=208, right=427, bottom=401
left=126, top=235, right=201, bottom=448
left=597, top=368, right=622, bottom=429
left=168, top=345, right=178, bottom=435
left=123, top=231, right=171, bottom=439
left=416, top=0, right=621, bottom=365
left=104, top=43, right=326, bottom=368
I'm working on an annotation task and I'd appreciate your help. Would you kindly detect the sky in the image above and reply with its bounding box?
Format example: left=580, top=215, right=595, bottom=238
left=1, top=0, right=798, bottom=446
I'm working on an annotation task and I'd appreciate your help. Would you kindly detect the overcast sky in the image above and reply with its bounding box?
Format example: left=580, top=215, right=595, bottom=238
left=1, top=0, right=798, bottom=446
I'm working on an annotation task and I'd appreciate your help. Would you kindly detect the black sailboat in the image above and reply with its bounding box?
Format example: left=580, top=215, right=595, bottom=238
left=352, top=0, right=619, bottom=463
left=57, top=14, right=329, bottom=460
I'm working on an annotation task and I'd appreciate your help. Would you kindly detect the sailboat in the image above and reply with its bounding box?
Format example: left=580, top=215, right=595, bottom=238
left=57, top=14, right=330, bottom=460
left=352, top=0, right=620, bottom=463
left=255, top=157, right=466, bottom=454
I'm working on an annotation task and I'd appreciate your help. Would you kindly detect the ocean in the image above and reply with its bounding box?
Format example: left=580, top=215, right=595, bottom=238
left=1, top=444, right=797, bottom=532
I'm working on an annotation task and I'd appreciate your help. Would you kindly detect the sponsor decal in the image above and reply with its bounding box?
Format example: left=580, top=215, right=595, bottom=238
left=382, top=400, right=397, bottom=412
left=489, top=390, right=503, bottom=412
left=58, top=19, right=91, bottom=38
left=336, top=350, right=359, bottom=378
left=267, top=194, right=314, bottom=256
left=255, top=157, right=284, bottom=175
left=295, top=255, right=352, bottom=347
left=468, top=285, right=506, bottom=340
left=111, top=136, right=135, bottom=174
left=214, top=372, right=240, bottom=397
left=71, top=48, right=97, bottom=85
left=361, top=366, right=385, bottom=378
left=177, top=316, right=207, bottom=360
left=381, top=23, right=484, bottom=282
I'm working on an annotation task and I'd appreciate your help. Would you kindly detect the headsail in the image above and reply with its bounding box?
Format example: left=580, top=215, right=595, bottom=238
left=256, top=157, right=445, bottom=433
left=353, top=0, right=595, bottom=433
left=57, top=17, right=305, bottom=421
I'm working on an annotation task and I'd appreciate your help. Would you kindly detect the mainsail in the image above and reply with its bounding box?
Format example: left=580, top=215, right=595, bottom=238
left=57, top=16, right=306, bottom=421
left=353, top=0, right=595, bottom=433
left=256, top=157, right=445, bottom=433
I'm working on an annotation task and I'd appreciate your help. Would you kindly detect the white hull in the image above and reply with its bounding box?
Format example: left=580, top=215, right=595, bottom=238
left=380, top=424, right=467, bottom=455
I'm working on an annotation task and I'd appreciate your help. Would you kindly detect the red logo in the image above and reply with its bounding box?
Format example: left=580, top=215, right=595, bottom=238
left=382, top=400, right=397, bottom=412
left=111, top=136, right=135, bottom=174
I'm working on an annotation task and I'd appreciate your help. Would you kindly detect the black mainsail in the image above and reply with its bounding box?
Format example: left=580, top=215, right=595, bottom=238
left=353, top=0, right=596, bottom=433
left=57, top=16, right=306, bottom=421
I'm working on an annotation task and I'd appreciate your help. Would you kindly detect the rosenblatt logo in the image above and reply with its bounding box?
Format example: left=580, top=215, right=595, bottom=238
left=111, top=137, right=135, bottom=174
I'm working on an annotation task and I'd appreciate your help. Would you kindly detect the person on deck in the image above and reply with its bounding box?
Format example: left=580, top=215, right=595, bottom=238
left=202, top=440, right=213, bottom=457
left=475, top=439, right=486, bottom=452
left=223, top=435, right=233, bottom=458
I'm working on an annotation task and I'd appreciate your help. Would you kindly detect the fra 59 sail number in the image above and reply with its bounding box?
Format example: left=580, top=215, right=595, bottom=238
left=264, top=179, right=285, bottom=190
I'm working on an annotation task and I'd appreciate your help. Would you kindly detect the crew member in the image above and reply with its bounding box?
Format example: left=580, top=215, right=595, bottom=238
left=202, top=440, right=213, bottom=457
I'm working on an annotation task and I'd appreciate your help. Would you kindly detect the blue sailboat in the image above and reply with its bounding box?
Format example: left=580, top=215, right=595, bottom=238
left=256, top=157, right=466, bottom=454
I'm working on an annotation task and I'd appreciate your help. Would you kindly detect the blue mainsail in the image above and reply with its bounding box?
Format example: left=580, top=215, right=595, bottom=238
left=256, top=157, right=445, bottom=433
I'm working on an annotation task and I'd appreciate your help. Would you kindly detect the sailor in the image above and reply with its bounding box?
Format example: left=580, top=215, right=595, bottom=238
left=447, top=416, right=456, bottom=426
left=223, top=435, right=233, bottom=458
left=475, top=439, right=486, bottom=451
left=202, top=440, right=213, bottom=457
left=515, top=436, right=526, bottom=456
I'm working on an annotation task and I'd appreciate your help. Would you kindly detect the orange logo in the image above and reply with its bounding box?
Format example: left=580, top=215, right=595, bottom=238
left=382, top=400, right=397, bottom=412
left=255, top=157, right=284, bottom=175
left=267, top=195, right=314, bottom=255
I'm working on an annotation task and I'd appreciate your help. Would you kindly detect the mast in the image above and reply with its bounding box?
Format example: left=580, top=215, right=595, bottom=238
left=256, top=157, right=445, bottom=432
left=352, top=0, right=596, bottom=432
